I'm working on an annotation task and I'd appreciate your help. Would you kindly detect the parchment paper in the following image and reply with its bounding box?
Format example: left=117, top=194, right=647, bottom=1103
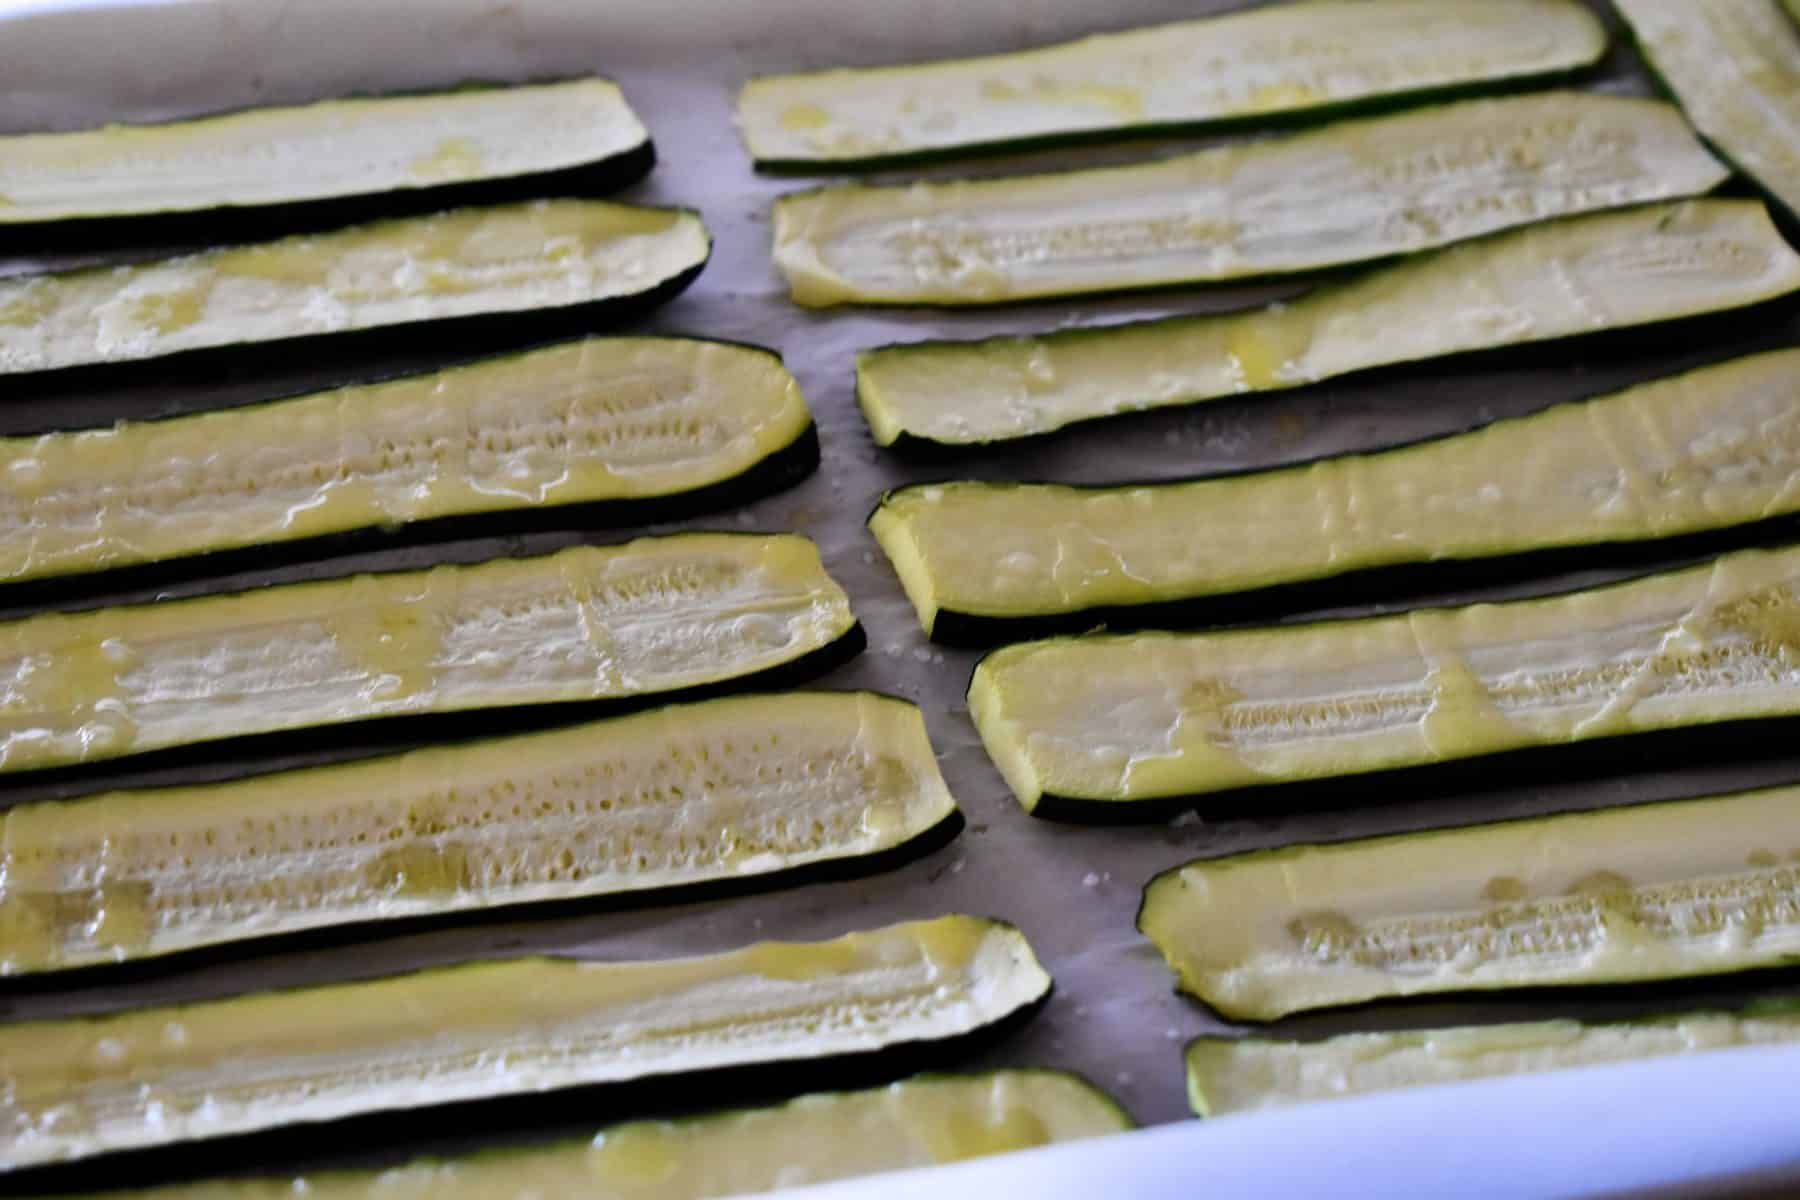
left=2, top=0, right=1799, bottom=1174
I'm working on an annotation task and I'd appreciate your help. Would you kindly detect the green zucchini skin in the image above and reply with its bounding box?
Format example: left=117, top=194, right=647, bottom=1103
left=0, top=335, right=819, bottom=594
left=871, top=346, right=1800, bottom=646
left=0, top=200, right=711, bottom=390
left=0, top=78, right=655, bottom=252
left=1615, top=1, right=1800, bottom=223
left=740, top=0, right=1609, bottom=172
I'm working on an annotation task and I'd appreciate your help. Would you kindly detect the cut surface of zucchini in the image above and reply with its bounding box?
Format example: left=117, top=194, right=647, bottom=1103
left=0, top=78, right=650, bottom=228
left=0, top=199, right=709, bottom=377
left=1186, top=1003, right=1800, bottom=1116
left=971, top=545, right=1800, bottom=811
left=0, top=533, right=856, bottom=774
left=771, top=92, right=1726, bottom=307
left=737, top=0, right=1606, bottom=169
left=1140, top=783, right=1800, bottom=1020
left=874, top=342, right=1800, bottom=642
left=0, top=692, right=953, bottom=976
left=120, top=1071, right=1128, bottom=1198
left=0, top=916, right=1051, bottom=1168
left=1617, top=0, right=1800, bottom=220
left=857, top=199, right=1800, bottom=447
left=0, top=336, right=813, bottom=585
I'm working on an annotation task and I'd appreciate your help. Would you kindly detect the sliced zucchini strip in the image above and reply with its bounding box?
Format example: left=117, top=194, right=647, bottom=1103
left=858, top=199, right=1800, bottom=447
left=1140, top=783, right=1800, bottom=1020
left=118, top=1071, right=1127, bottom=1198
left=971, top=544, right=1800, bottom=811
left=0, top=78, right=650, bottom=228
left=737, top=0, right=1606, bottom=169
left=874, top=342, right=1800, bottom=642
left=0, top=916, right=1051, bottom=1168
left=0, top=199, right=709, bottom=377
left=0, top=533, right=856, bottom=774
left=0, top=692, right=953, bottom=976
left=0, top=336, right=813, bottom=585
left=1617, top=0, right=1800, bottom=220
left=771, top=92, right=1725, bottom=307
left=1186, top=1002, right=1800, bottom=1116
left=105, top=1071, right=1125, bottom=1199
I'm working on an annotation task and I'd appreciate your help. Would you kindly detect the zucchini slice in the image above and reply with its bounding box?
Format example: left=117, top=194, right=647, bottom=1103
left=0, top=78, right=652, bottom=233
left=107, top=1071, right=1129, bottom=1199
left=1186, top=1002, right=1800, bottom=1116
left=874, top=342, right=1800, bottom=643
left=1616, top=0, right=1800, bottom=221
left=771, top=92, right=1726, bottom=307
left=0, top=692, right=954, bottom=976
left=857, top=199, right=1800, bottom=448
left=0, top=336, right=814, bottom=585
left=0, top=199, right=709, bottom=379
left=1140, top=783, right=1800, bottom=1020
left=0, top=915, right=1051, bottom=1168
left=0, top=533, right=857, bottom=774
left=737, top=0, right=1607, bottom=170
left=971, top=544, right=1800, bottom=812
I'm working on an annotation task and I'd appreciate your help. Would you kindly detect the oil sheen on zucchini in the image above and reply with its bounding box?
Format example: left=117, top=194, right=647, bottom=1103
left=0, top=533, right=856, bottom=774
left=0, top=692, right=953, bottom=976
left=1140, top=783, right=1800, bottom=1020
left=0, top=336, right=814, bottom=585
left=115, top=1071, right=1130, bottom=1199
left=1, top=915, right=1051, bottom=1168
left=0, top=199, right=709, bottom=377
left=1616, top=0, right=1800, bottom=220
left=971, top=544, right=1800, bottom=811
left=1186, top=1002, right=1800, bottom=1116
left=737, top=0, right=1606, bottom=169
left=857, top=199, right=1800, bottom=447
left=771, top=92, right=1725, bottom=307
left=874, top=343, right=1800, bottom=643
left=0, top=78, right=650, bottom=229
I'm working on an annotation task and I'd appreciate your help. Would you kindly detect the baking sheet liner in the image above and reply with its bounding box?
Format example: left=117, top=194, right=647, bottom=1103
left=1, top=0, right=1799, bottom=1170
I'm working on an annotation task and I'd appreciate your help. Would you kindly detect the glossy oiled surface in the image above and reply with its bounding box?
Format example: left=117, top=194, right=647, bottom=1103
left=772, top=93, right=1725, bottom=306
left=0, top=692, right=954, bottom=975
left=1141, top=783, right=1800, bottom=1019
left=0, top=78, right=647, bottom=224
left=0, top=916, right=1050, bottom=1167
left=5, top=0, right=1800, bottom=1147
left=0, top=534, right=853, bottom=773
left=0, top=199, right=708, bottom=375
left=124, top=1072, right=1126, bottom=1199
left=872, top=342, right=1800, bottom=631
left=857, top=202, right=1800, bottom=446
left=1617, top=0, right=1800, bottom=219
left=738, top=0, right=1604, bottom=166
left=972, top=546, right=1800, bottom=807
left=0, top=337, right=812, bottom=583
left=1186, top=1005, right=1800, bottom=1115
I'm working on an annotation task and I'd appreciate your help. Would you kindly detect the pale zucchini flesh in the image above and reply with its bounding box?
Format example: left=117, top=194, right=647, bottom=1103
left=0, top=78, right=649, bottom=227
left=772, top=93, right=1726, bottom=307
left=857, top=199, right=1800, bottom=447
left=737, top=0, right=1606, bottom=168
left=0, top=915, right=1051, bottom=1168
left=115, top=1071, right=1130, bottom=1199
left=0, top=336, right=813, bottom=584
left=0, top=199, right=710, bottom=377
left=1617, top=0, right=1800, bottom=220
left=873, top=341, right=1800, bottom=641
left=0, top=533, right=856, bottom=774
left=971, top=544, right=1800, bottom=810
left=1186, top=1003, right=1800, bottom=1116
left=0, top=692, right=953, bottom=976
left=1140, top=783, right=1800, bottom=1020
